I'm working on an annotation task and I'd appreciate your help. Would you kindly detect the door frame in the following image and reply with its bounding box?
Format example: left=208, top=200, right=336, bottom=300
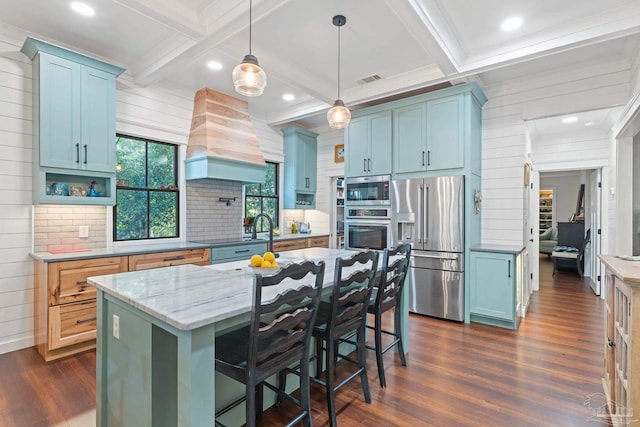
left=528, top=166, right=606, bottom=297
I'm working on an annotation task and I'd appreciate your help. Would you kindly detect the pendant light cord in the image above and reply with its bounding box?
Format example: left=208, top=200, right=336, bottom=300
left=249, top=0, right=253, bottom=55
left=337, top=22, right=341, bottom=100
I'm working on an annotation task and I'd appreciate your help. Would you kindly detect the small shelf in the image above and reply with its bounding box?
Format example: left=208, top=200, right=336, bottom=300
left=36, top=169, right=116, bottom=205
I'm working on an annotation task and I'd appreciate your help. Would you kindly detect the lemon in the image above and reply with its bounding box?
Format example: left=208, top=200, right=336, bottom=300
left=260, top=260, right=272, bottom=268
left=271, top=262, right=279, bottom=269
left=263, top=251, right=276, bottom=263
left=250, top=254, right=263, bottom=267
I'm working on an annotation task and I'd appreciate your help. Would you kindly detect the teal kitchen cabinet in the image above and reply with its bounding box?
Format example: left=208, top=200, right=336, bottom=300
left=210, top=243, right=267, bottom=265
left=426, top=94, right=465, bottom=171
left=282, top=126, right=318, bottom=208
left=393, top=95, right=465, bottom=174
left=393, top=103, right=426, bottom=174
left=21, top=37, right=124, bottom=205
left=469, top=246, right=524, bottom=330
left=345, top=111, right=392, bottom=178
left=37, top=53, right=117, bottom=173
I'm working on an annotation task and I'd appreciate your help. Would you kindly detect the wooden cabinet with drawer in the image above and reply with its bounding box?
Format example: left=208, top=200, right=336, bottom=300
left=273, top=239, right=308, bottom=252
left=34, top=256, right=128, bottom=361
left=128, top=248, right=210, bottom=271
left=308, top=236, right=329, bottom=248
left=34, top=248, right=210, bottom=361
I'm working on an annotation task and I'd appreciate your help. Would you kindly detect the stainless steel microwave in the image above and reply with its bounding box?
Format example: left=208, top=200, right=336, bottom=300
left=345, top=175, right=390, bottom=205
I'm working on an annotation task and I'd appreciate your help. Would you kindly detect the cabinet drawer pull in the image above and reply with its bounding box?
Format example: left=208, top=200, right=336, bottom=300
left=76, top=143, right=80, bottom=163
left=83, top=144, right=88, bottom=164
left=234, top=249, right=251, bottom=254
left=76, top=280, right=88, bottom=285
left=76, top=317, right=97, bottom=324
left=163, top=256, right=185, bottom=262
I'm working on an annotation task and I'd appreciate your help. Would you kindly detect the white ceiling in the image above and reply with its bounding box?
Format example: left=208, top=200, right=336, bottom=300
left=1, top=0, right=639, bottom=131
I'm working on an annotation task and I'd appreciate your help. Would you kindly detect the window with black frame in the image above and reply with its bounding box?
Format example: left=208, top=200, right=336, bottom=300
left=113, top=135, right=179, bottom=241
left=244, top=162, right=279, bottom=233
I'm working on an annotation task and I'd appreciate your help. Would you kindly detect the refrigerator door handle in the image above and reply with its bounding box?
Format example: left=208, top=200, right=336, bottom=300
left=424, top=185, right=429, bottom=244
left=417, top=185, right=423, bottom=243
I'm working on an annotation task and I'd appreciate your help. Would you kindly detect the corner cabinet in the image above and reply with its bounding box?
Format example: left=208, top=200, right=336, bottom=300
left=21, top=37, right=125, bottom=205
left=469, top=246, right=524, bottom=330
left=283, top=126, right=318, bottom=209
left=345, top=111, right=392, bottom=177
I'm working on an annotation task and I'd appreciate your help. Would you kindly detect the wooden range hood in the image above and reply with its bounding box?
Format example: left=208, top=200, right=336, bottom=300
left=185, top=88, right=266, bottom=183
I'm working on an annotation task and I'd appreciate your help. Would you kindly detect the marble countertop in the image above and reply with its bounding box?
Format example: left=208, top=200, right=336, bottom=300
left=470, top=244, right=525, bottom=254
left=30, top=233, right=331, bottom=262
left=599, top=255, right=640, bottom=285
left=88, top=247, right=358, bottom=331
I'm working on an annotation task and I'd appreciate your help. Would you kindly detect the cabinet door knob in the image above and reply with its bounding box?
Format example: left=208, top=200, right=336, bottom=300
left=608, top=337, right=616, bottom=347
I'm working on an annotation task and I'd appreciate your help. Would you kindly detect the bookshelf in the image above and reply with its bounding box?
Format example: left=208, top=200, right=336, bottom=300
left=539, top=189, right=553, bottom=233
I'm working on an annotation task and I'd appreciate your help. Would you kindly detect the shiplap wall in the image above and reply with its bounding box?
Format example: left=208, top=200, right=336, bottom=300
left=481, top=58, right=632, bottom=247
left=0, top=28, right=35, bottom=354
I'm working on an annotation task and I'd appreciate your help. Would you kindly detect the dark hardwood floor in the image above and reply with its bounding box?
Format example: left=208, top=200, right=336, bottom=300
left=0, top=255, right=611, bottom=426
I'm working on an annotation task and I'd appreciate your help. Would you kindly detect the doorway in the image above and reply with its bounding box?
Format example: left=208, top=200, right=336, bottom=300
left=529, top=168, right=603, bottom=296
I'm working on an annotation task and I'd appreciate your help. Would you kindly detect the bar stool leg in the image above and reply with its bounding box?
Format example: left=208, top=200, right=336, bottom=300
left=394, top=307, right=407, bottom=366
left=358, top=324, right=371, bottom=403
left=325, top=338, right=338, bottom=427
left=374, top=311, right=386, bottom=387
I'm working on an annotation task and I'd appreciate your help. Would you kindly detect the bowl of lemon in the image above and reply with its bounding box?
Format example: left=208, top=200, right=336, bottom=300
left=248, top=251, right=283, bottom=275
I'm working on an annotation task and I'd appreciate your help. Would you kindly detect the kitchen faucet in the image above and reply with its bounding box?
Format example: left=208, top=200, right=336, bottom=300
left=251, top=213, right=275, bottom=255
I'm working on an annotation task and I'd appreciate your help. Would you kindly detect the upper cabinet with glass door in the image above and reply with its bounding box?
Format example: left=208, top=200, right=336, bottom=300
left=21, top=37, right=125, bottom=205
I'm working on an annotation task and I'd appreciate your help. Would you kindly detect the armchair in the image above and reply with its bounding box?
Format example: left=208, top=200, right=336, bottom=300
left=539, top=227, right=558, bottom=255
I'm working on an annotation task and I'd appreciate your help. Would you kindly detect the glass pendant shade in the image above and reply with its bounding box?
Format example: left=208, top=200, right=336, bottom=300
left=327, top=99, right=351, bottom=129
left=233, top=54, right=267, bottom=97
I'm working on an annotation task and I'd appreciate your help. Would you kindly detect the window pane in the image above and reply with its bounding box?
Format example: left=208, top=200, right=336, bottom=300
left=245, top=197, right=261, bottom=219
left=150, top=191, right=178, bottom=238
left=245, top=183, right=260, bottom=196
left=116, top=136, right=146, bottom=188
left=116, top=190, right=148, bottom=240
left=262, top=163, right=276, bottom=196
left=148, top=143, right=176, bottom=189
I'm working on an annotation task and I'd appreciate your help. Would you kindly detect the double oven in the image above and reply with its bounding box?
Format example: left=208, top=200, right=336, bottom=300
left=344, top=175, right=392, bottom=251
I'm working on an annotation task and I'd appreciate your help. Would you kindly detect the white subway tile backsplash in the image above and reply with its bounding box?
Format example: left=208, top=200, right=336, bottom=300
left=33, top=205, right=107, bottom=251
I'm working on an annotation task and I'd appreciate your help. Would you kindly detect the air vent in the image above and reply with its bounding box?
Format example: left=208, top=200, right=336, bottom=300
left=357, top=74, right=381, bottom=85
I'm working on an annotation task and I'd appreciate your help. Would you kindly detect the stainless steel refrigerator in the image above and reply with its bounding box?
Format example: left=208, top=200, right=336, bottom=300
left=391, top=176, right=464, bottom=321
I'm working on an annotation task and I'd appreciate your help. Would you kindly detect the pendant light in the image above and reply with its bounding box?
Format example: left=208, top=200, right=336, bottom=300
left=232, top=0, right=267, bottom=96
left=327, top=15, right=351, bottom=129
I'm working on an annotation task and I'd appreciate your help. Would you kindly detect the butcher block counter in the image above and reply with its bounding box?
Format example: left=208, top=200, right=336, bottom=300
left=599, top=254, right=640, bottom=426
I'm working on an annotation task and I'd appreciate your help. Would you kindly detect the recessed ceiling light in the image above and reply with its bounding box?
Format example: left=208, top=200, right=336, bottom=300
left=207, top=61, right=223, bottom=71
left=282, top=93, right=295, bottom=101
left=585, top=121, right=595, bottom=127
left=501, top=17, right=522, bottom=32
left=71, top=2, right=95, bottom=16
left=562, top=117, right=578, bottom=124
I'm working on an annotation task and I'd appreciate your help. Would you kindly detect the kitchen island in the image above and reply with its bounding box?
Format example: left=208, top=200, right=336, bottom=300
left=88, top=247, right=409, bottom=427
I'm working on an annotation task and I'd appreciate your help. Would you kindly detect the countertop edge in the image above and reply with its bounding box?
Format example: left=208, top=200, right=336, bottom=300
left=470, top=244, right=525, bottom=254
left=31, top=233, right=331, bottom=262
left=599, top=255, right=640, bottom=285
